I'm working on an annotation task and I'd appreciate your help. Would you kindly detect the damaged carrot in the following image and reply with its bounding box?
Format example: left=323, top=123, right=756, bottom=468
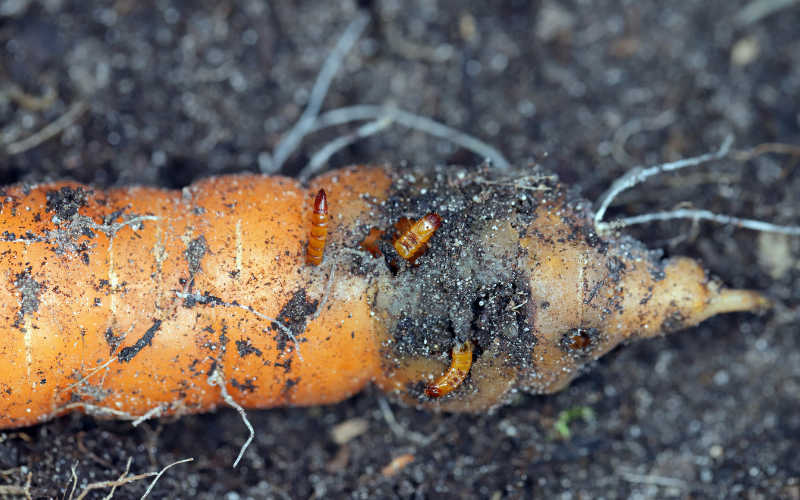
left=0, top=164, right=771, bottom=429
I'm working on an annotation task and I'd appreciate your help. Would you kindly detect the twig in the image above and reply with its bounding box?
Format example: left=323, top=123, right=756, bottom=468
left=378, top=397, right=434, bottom=446
left=311, top=262, right=337, bottom=320
left=604, top=208, right=800, bottom=235
left=207, top=369, right=254, bottom=468
left=6, top=101, right=89, bottom=156
left=299, top=117, right=393, bottom=179
left=310, top=104, right=511, bottom=169
left=594, top=135, right=734, bottom=233
left=175, top=291, right=303, bottom=361
left=267, top=11, right=371, bottom=172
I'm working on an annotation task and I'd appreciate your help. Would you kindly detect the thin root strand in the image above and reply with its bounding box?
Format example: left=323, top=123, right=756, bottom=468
left=208, top=369, right=254, bottom=468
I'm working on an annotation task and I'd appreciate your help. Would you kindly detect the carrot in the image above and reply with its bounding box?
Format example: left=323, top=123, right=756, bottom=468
left=0, top=164, right=771, bottom=429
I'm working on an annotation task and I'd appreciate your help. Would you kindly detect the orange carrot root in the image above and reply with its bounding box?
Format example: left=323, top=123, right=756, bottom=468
left=0, top=164, right=771, bottom=428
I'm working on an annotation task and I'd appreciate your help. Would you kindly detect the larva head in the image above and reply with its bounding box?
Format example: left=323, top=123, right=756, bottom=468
left=313, top=188, right=328, bottom=214
left=365, top=165, right=770, bottom=412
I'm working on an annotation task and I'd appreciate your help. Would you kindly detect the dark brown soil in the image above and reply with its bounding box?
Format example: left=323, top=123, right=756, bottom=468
left=1, top=1, right=798, bottom=498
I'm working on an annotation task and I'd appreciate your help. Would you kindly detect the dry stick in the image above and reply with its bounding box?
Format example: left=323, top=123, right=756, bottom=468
left=265, top=11, right=371, bottom=173
left=175, top=291, right=304, bottom=361
left=207, top=370, right=254, bottom=468
left=594, top=135, right=734, bottom=233
left=309, top=105, right=511, bottom=170
left=6, top=101, right=89, bottom=156
left=605, top=208, right=800, bottom=235
left=300, top=117, right=394, bottom=179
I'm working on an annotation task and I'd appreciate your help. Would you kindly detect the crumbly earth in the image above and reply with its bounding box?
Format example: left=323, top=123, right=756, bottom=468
left=1, top=1, right=798, bottom=499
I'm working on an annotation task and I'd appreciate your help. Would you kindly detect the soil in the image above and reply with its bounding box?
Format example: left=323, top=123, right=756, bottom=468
left=1, top=0, right=799, bottom=498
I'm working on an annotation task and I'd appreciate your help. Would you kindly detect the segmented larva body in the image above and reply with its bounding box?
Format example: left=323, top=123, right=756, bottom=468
left=424, top=340, right=474, bottom=397
left=306, top=188, right=328, bottom=266
left=393, top=213, right=442, bottom=260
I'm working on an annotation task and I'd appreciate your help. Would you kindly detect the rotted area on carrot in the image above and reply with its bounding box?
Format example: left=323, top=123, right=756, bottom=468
left=0, top=164, right=770, bottom=429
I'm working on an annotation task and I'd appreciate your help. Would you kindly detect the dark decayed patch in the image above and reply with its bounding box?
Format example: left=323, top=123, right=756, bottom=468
left=283, top=377, right=300, bottom=398
left=660, top=311, right=688, bottom=334
left=104, top=326, right=122, bottom=355
left=236, top=338, right=263, bottom=358
left=648, top=266, right=667, bottom=282
left=45, top=187, right=90, bottom=220
left=373, top=165, right=548, bottom=367
left=272, top=289, right=318, bottom=354
left=118, top=320, right=163, bottom=363
left=12, top=267, right=41, bottom=329
left=584, top=257, right=626, bottom=306
left=184, top=236, right=208, bottom=277
left=181, top=291, right=225, bottom=308
left=230, top=377, right=257, bottom=393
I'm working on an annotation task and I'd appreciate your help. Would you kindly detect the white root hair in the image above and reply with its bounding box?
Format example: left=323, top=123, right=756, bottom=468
left=262, top=10, right=511, bottom=176
left=207, top=369, right=254, bottom=468
left=594, top=135, right=800, bottom=236
left=265, top=11, right=371, bottom=173
left=308, top=104, right=511, bottom=171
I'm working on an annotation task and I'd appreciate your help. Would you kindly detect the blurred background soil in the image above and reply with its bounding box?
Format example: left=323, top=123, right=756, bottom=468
left=1, top=0, right=799, bottom=498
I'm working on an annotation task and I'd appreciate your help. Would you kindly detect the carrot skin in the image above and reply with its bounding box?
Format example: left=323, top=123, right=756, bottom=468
left=0, top=164, right=771, bottom=427
left=0, top=167, right=392, bottom=428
